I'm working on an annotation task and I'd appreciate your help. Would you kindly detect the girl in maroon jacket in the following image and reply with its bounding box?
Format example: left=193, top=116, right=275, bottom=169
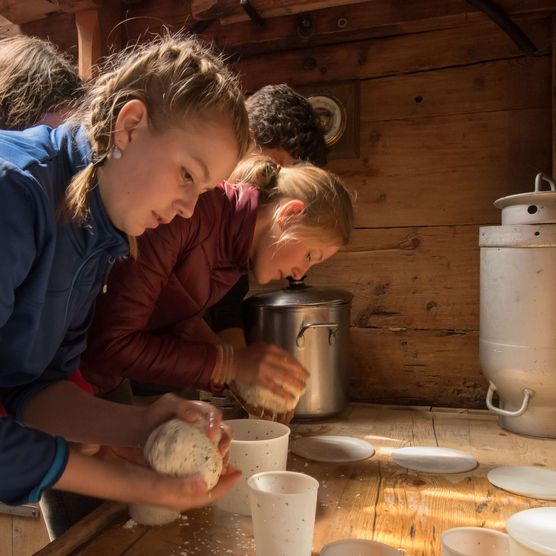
left=82, top=156, right=353, bottom=417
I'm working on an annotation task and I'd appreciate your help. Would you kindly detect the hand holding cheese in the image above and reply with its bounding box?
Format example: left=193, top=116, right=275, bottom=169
left=130, top=416, right=232, bottom=525
left=145, top=419, right=223, bottom=488
left=230, top=344, right=309, bottom=413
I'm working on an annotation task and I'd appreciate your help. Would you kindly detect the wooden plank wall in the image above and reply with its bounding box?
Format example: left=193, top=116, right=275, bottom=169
left=227, top=11, right=554, bottom=407
left=19, top=2, right=555, bottom=408
left=226, top=10, right=554, bottom=407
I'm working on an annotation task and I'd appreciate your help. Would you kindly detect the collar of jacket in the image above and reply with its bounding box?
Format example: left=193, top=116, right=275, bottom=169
left=59, top=124, right=130, bottom=259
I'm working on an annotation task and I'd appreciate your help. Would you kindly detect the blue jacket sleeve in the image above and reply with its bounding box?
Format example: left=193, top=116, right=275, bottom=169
left=6, top=300, right=98, bottom=420
left=0, top=166, right=42, bottom=330
left=0, top=418, right=68, bottom=505
left=0, top=165, right=69, bottom=503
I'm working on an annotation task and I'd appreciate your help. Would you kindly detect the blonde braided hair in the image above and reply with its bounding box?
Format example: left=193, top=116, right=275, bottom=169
left=65, top=34, right=250, bottom=256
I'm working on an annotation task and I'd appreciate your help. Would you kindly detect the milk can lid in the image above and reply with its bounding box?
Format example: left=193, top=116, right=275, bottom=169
left=494, top=172, right=556, bottom=210
left=246, top=276, right=352, bottom=307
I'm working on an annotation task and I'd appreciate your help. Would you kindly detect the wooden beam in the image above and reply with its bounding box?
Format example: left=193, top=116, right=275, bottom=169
left=553, top=16, right=556, bottom=175
left=34, top=503, right=127, bottom=556
left=74, top=2, right=122, bottom=81
left=75, top=9, right=101, bottom=80
left=192, top=0, right=556, bottom=26
left=192, top=0, right=370, bottom=23
left=196, top=0, right=556, bottom=56
left=233, top=17, right=552, bottom=91
left=0, top=0, right=101, bottom=25
left=122, top=0, right=556, bottom=56
left=191, top=0, right=222, bottom=21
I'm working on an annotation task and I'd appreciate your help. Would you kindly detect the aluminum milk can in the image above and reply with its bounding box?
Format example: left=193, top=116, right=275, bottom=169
left=480, top=173, right=556, bottom=437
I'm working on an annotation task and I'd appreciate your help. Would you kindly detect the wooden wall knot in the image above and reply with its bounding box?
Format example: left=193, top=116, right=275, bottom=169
left=399, top=235, right=421, bottom=250
left=297, top=13, right=314, bottom=39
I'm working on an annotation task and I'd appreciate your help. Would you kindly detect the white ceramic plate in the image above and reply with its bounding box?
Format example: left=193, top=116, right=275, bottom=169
left=391, top=446, right=478, bottom=474
left=290, top=435, right=374, bottom=463
left=506, top=507, right=556, bottom=555
left=487, top=466, right=556, bottom=500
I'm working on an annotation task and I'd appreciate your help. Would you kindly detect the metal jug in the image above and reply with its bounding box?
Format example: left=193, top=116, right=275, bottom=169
left=243, top=277, right=352, bottom=418
left=480, top=173, right=556, bottom=438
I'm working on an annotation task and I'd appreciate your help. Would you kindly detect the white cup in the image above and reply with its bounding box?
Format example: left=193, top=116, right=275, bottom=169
left=248, top=470, right=319, bottom=556
left=215, top=419, right=290, bottom=516
left=441, top=527, right=510, bottom=556
left=320, top=538, right=400, bottom=555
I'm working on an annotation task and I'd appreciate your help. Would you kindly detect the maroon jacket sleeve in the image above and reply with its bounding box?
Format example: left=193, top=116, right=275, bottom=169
left=81, top=215, right=218, bottom=393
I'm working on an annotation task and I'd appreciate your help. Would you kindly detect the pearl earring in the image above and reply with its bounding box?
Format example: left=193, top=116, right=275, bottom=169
left=112, top=146, right=122, bottom=160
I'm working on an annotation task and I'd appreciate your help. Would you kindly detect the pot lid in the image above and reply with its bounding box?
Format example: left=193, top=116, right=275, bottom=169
left=246, top=276, right=352, bottom=307
left=495, top=172, right=556, bottom=209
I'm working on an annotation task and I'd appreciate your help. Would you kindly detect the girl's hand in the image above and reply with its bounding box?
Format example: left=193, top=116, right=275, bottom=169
left=148, top=464, right=242, bottom=511
left=141, top=394, right=224, bottom=444
left=55, top=446, right=241, bottom=512
left=229, top=386, right=295, bottom=425
left=232, top=343, right=309, bottom=400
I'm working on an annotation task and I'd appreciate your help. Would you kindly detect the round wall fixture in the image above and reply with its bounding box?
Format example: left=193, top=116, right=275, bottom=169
left=308, top=94, right=347, bottom=146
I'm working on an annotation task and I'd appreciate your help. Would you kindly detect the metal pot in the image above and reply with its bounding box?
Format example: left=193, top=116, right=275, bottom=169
left=243, top=277, right=352, bottom=418
left=480, top=172, right=556, bottom=438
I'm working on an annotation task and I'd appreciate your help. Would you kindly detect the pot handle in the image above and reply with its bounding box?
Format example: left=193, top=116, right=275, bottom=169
left=534, top=172, right=556, bottom=192
left=296, top=322, right=338, bottom=347
left=485, top=381, right=533, bottom=417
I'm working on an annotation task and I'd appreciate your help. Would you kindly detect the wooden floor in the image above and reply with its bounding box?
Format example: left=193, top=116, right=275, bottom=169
left=35, top=404, right=556, bottom=556
left=0, top=507, right=49, bottom=556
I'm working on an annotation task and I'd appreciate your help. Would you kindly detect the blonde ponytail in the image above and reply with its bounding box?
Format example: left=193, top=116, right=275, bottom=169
left=230, top=155, right=354, bottom=246
left=229, top=156, right=281, bottom=199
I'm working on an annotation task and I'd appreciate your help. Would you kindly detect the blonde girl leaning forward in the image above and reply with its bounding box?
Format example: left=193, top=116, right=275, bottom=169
left=0, top=35, right=250, bottom=512
left=82, top=156, right=353, bottom=419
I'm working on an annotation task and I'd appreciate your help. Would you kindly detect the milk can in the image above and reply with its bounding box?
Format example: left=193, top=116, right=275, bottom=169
left=243, top=277, right=352, bottom=418
left=480, top=173, right=556, bottom=438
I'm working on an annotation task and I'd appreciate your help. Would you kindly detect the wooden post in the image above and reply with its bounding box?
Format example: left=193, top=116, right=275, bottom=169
left=74, top=3, right=122, bottom=81
left=553, top=16, right=555, bottom=175
left=75, top=9, right=101, bottom=80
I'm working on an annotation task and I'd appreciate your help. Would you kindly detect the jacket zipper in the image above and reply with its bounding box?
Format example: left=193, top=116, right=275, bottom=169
left=101, top=256, right=116, bottom=294
left=64, top=248, right=106, bottom=325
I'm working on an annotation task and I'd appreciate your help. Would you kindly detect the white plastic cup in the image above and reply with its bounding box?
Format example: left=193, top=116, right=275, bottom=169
left=248, top=470, right=319, bottom=556
left=215, top=419, right=290, bottom=516
left=441, top=527, right=510, bottom=556
left=320, top=538, right=400, bottom=555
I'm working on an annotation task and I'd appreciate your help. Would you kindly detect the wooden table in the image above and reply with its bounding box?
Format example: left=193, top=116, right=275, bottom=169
left=37, top=404, right=556, bottom=556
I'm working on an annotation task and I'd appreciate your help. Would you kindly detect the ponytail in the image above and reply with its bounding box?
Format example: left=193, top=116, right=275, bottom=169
left=228, top=156, right=282, bottom=202
left=229, top=155, right=354, bottom=246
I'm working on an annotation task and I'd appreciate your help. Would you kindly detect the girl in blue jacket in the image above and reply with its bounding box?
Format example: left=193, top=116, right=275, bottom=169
left=0, top=35, right=250, bottom=512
